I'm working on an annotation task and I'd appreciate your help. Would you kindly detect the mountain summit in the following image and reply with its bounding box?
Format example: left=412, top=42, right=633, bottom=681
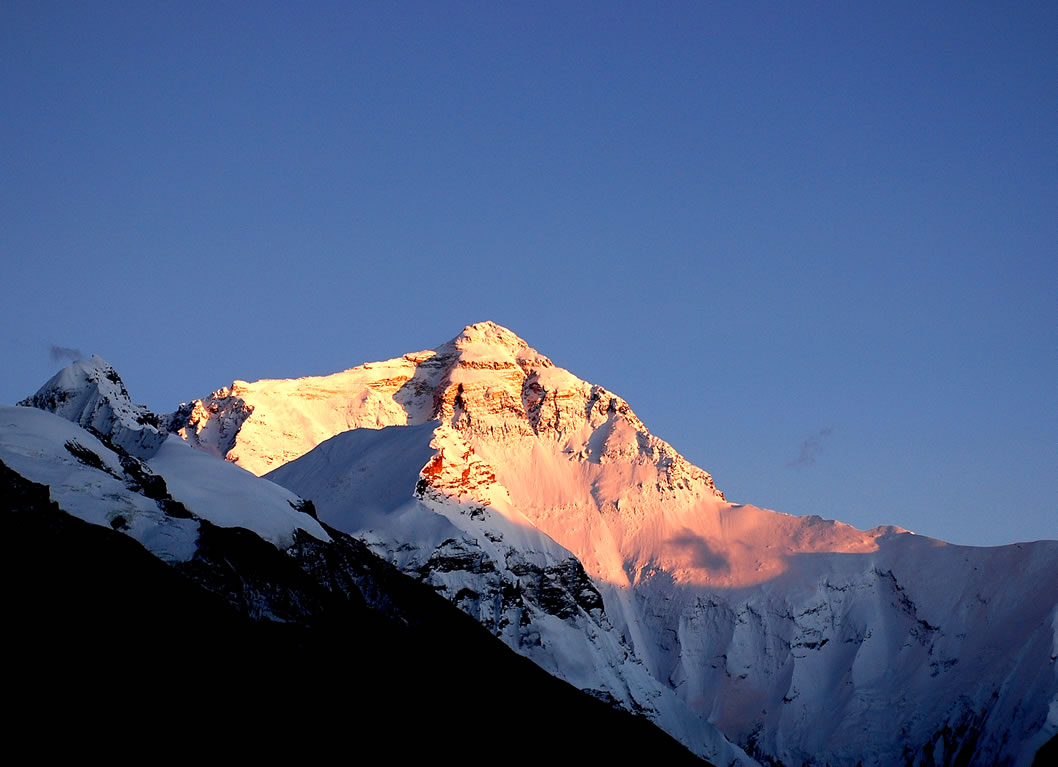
left=445, top=319, right=549, bottom=359
left=169, top=320, right=723, bottom=500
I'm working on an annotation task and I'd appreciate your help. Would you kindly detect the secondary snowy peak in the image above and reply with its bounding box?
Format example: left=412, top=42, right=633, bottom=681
left=12, top=359, right=330, bottom=549
left=19, top=355, right=165, bottom=459
left=169, top=321, right=724, bottom=502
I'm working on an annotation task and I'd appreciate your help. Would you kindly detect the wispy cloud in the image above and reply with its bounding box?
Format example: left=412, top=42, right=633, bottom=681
left=787, top=426, right=833, bottom=468
left=49, top=344, right=84, bottom=363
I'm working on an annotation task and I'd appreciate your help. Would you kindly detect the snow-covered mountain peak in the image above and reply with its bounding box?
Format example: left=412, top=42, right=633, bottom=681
left=10, top=358, right=331, bottom=550
left=168, top=323, right=725, bottom=505
left=19, top=355, right=165, bottom=458
left=440, top=320, right=555, bottom=368
left=451, top=320, right=533, bottom=351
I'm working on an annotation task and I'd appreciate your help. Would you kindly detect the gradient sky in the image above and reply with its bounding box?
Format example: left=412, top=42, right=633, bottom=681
left=2, top=1, right=1054, bottom=546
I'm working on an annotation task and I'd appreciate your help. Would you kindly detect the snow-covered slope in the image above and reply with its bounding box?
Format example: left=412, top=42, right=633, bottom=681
left=267, top=421, right=750, bottom=764
left=0, top=404, right=200, bottom=561
left=10, top=358, right=330, bottom=550
left=176, top=321, right=1058, bottom=766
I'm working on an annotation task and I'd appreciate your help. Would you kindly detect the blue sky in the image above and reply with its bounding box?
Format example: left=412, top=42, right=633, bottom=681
left=2, top=1, right=1054, bottom=545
